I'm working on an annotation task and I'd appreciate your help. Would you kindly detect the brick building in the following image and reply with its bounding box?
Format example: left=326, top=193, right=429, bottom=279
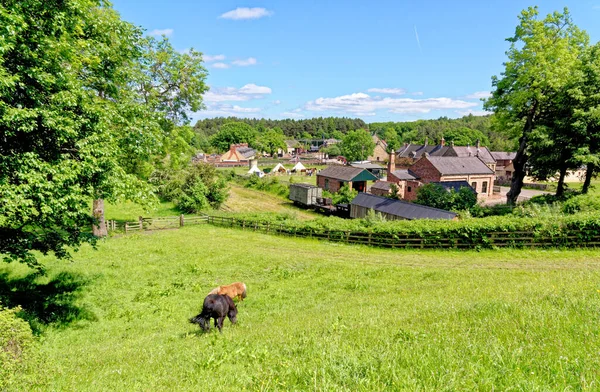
left=316, top=166, right=378, bottom=193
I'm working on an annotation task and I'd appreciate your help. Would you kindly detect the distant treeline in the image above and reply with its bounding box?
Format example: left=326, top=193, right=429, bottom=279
left=194, top=117, right=367, bottom=139
left=369, top=114, right=516, bottom=152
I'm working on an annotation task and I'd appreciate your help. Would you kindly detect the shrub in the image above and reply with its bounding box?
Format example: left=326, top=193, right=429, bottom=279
left=0, top=305, right=44, bottom=389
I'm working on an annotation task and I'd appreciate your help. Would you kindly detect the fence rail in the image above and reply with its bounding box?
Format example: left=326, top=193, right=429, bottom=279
left=107, top=214, right=600, bottom=250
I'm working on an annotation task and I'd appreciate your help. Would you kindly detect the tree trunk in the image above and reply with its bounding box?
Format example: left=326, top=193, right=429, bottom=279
left=506, top=136, right=528, bottom=205
left=507, top=103, right=537, bottom=206
left=555, top=165, right=567, bottom=198
left=92, top=198, right=107, bottom=237
left=582, top=163, right=595, bottom=194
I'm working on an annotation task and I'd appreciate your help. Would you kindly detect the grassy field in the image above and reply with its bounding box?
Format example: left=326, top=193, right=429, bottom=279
left=221, top=184, right=318, bottom=219
left=3, top=225, right=600, bottom=390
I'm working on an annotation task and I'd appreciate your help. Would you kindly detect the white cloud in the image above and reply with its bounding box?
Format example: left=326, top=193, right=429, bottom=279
left=148, top=28, right=173, bottom=37
left=281, top=111, right=305, bottom=119
left=239, top=83, right=272, bottom=94
left=273, top=100, right=282, bottom=105
left=211, top=62, right=230, bottom=69
left=204, top=54, right=226, bottom=62
left=464, top=91, right=492, bottom=99
left=456, top=109, right=491, bottom=116
left=367, top=88, right=406, bottom=95
left=220, top=7, right=273, bottom=20
left=232, top=57, right=258, bottom=67
left=412, top=91, right=424, bottom=96
left=202, top=103, right=262, bottom=117
left=304, top=92, right=477, bottom=115
left=204, top=84, right=272, bottom=103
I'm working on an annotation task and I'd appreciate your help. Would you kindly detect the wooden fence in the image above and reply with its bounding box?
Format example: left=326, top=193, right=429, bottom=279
left=107, top=214, right=600, bottom=250
left=105, top=215, right=208, bottom=233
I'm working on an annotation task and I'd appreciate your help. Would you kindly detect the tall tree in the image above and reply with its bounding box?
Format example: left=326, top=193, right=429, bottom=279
left=210, top=122, right=257, bottom=152
left=340, top=129, right=375, bottom=162
left=257, top=127, right=286, bottom=157
left=484, top=7, right=588, bottom=204
left=0, top=0, right=145, bottom=267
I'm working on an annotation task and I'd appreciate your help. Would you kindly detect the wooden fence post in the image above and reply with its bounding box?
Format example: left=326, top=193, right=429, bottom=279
left=125, top=222, right=128, bottom=234
left=139, top=216, right=143, bottom=231
left=180, top=214, right=184, bottom=227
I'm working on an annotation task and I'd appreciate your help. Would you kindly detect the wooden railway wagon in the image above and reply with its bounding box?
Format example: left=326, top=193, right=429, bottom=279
left=289, top=183, right=322, bottom=206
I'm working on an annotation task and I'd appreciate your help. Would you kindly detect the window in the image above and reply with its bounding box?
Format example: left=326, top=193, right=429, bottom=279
left=324, top=179, right=329, bottom=191
left=471, top=182, right=477, bottom=192
left=482, top=181, right=488, bottom=194
left=408, top=186, right=412, bottom=193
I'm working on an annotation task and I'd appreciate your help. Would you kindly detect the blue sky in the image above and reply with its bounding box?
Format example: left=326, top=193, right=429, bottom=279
left=111, top=0, right=600, bottom=123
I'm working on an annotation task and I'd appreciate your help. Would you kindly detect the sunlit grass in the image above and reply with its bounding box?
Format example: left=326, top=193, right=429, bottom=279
left=5, top=226, right=600, bottom=390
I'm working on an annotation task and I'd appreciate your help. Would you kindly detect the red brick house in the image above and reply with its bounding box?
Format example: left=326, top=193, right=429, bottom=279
left=220, top=143, right=256, bottom=163
left=409, top=155, right=495, bottom=198
left=317, top=166, right=378, bottom=193
left=491, top=151, right=516, bottom=181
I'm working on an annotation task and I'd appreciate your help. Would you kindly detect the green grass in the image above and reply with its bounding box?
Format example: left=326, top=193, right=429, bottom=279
left=103, top=200, right=180, bottom=221
left=3, top=226, right=600, bottom=390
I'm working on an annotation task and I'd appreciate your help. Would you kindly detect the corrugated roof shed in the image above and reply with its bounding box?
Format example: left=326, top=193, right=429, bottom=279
left=318, top=166, right=378, bottom=182
left=351, top=193, right=457, bottom=220
left=427, top=156, right=494, bottom=175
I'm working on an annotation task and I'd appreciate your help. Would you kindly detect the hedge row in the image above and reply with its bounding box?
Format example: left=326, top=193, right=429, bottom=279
left=205, top=212, right=600, bottom=249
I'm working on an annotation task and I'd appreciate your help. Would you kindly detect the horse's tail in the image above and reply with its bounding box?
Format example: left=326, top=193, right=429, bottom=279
left=190, top=314, right=203, bottom=324
left=241, top=283, right=247, bottom=299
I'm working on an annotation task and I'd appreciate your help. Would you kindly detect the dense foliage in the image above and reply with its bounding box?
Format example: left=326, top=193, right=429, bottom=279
left=194, top=116, right=367, bottom=140
left=369, top=114, right=514, bottom=152
left=340, top=129, right=376, bottom=162
left=415, top=184, right=478, bottom=212
left=150, top=163, right=228, bottom=213
left=484, top=7, right=593, bottom=203
left=0, top=305, right=43, bottom=389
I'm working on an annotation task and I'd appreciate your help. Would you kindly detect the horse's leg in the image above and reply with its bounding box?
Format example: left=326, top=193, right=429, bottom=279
left=217, top=316, right=225, bottom=332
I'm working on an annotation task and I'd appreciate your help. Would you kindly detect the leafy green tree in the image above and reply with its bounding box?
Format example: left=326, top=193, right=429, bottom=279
left=444, top=127, right=490, bottom=147
left=340, top=129, right=375, bottom=162
left=0, top=0, right=153, bottom=267
left=210, top=122, right=257, bottom=152
left=331, top=184, right=358, bottom=204
left=257, top=127, right=286, bottom=156
left=415, top=184, right=477, bottom=211
left=383, top=128, right=401, bottom=153
left=415, top=184, right=453, bottom=210
left=484, top=7, right=587, bottom=205
left=322, top=144, right=342, bottom=158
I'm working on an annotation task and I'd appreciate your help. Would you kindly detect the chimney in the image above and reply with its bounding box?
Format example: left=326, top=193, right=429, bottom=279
left=424, top=136, right=428, bottom=146
left=388, top=150, right=396, bottom=174
left=230, top=144, right=236, bottom=153
left=476, top=139, right=480, bottom=149
left=450, top=140, right=454, bottom=147
left=440, top=135, right=445, bottom=147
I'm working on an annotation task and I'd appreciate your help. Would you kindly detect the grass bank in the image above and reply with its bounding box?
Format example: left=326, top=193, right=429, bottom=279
left=3, top=226, right=600, bottom=390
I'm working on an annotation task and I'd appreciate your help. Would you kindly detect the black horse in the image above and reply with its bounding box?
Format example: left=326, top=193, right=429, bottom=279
left=190, top=294, right=237, bottom=332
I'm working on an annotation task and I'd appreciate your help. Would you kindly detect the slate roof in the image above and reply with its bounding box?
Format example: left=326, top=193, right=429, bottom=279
left=431, top=181, right=476, bottom=194
left=317, top=166, right=378, bottom=182
left=237, top=147, right=256, bottom=159
left=350, top=162, right=385, bottom=170
left=370, top=181, right=393, bottom=191
left=491, top=151, right=517, bottom=161
left=390, top=169, right=419, bottom=180
left=397, top=144, right=449, bottom=159
left=398, top=143, right=495, bottom=164
left=445, top=146, right=495, bottom=164
left=426, top=156, right=495, bottom=176
left=351, top=193, right=457, bottom=220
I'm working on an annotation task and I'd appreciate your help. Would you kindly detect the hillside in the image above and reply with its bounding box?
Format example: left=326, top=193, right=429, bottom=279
left=3, top=225, right=600, bottom=390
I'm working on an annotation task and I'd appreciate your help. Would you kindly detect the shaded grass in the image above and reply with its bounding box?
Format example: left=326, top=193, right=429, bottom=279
left=7, top=226, right=600, bottom=390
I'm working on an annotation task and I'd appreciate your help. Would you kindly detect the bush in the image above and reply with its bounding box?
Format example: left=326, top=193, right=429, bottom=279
left=0, top=305, right=44, bottom=389
left=151, top=163, right=229, bottom=213
left=415, top=183, right=477, bottom=212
